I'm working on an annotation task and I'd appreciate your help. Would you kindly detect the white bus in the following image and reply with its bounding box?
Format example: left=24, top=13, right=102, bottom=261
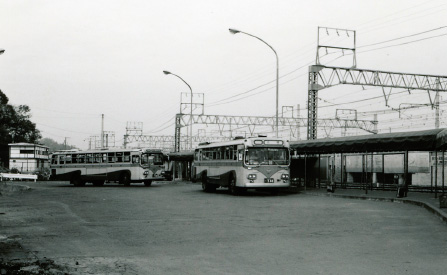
left=193, top=137, right=290, bottom=195
left=50, top=149, right=167, bottom=186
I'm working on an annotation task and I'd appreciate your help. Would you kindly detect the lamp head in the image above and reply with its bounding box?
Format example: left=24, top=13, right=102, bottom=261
left=163, top=70, right=171, bottom=75
left=0, top=49, right=5, bottom=55
left=229, top=28, right=240, bottom=34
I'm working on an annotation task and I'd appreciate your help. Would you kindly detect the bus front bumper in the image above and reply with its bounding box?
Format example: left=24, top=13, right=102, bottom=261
left=241, top=181, right=290, bottom=188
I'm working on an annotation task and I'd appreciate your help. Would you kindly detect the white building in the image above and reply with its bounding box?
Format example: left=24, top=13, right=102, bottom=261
left=9, top=143, right=49, bottom=173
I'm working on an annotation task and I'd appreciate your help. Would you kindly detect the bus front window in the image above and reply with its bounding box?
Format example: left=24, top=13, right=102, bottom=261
left=245, top=148, right=289, bottom=166
left=142, top=153, right=163, bottom=166
left=141, top=154, right=149, bottom=167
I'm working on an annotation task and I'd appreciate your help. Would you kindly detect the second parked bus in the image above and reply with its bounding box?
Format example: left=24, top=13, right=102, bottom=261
left=50, top=148, right=167, bottom=186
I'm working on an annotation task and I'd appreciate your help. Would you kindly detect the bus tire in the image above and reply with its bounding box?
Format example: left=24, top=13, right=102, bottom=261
left=120, top=172, right=131, bottom=186
left=228, top=174, right=240, bottom=196
left=71, top=177, right=85, bottom=187
left=201, top=173, right=215, bottom=193
left=144, top=180, right=152, bottom=187
left=92, top=181, right=104, bottom=187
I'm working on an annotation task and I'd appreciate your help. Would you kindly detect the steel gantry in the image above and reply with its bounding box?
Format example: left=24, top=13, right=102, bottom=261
left=124, top=113, right=377, bottom=151
left=175, top=113, right=377, bottom=152
left=308, top=65, right=447, bottom=139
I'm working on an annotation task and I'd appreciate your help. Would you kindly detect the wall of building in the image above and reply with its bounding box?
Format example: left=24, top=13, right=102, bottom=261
left=8, top=144, right=49, bottom=173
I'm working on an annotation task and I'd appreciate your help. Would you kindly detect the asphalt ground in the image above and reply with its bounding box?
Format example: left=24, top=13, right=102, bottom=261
left=1, top=181, right=447, bottom=274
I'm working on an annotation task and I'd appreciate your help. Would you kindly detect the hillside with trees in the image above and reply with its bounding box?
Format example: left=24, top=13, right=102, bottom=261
left=39, top=138, right=78, bottom=152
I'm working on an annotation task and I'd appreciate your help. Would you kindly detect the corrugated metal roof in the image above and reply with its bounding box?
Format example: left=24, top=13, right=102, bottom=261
left=290, top=128, right=447, bottom=153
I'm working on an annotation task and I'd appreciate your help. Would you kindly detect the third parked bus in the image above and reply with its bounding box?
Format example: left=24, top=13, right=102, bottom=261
left=193, top=137, right=290, bottom=195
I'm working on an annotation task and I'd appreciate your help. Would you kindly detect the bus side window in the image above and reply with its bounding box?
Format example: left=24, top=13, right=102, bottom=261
left=194, top=150, right=199, bottom=161
left=94, top=153, right=101, bottom=163
left=78, top=154, right=85, bottom=163
left=132, top=155, right=140, bottom=164
left=86, top=154, right=93, bottom=163
left=116, top=152, right=123, bottom=162
left=65, top=155, right=72, bottom=164
left=102, top=153, right=107, bottom=163
left=238, top=150, right=243, bottom=161
left=59, top=155, right=65, bottom=165
left=124, top=152, right=131, bottom=162
left=108, top=152, right=115, bottom=163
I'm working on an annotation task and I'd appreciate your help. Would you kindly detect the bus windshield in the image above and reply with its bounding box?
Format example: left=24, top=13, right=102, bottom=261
left=245, top=148, right=289, bottom=166
left=141, top=153, right=164, bottom=167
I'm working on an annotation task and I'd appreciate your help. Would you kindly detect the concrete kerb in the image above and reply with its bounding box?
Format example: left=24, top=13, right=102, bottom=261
left=0, top=182, right=31, bottom=196
left=305, top=191, right=447, bottom=224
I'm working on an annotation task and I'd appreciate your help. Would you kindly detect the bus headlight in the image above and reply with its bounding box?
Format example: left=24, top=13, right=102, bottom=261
left=247, top=174, right=257, bottom=180
left=143, top=171, right=149, bottom=176
left=281, top=174, right=289, bottom=180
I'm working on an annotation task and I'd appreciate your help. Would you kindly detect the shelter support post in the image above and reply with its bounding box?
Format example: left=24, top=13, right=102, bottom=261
left=442, top=150, right=445, bottom=194
left=371, top=153, right=374, bottom=191
left=435, top=150, right=438, bottom=198
left=382, top=154, right=385, bottom=191
left=404, top=151, right=409, bottom=197
left=340, top=153, right=346, bottom=188
left=364, top=153, right=368, bottom=194
left=318, top=154, right=321, bottom=188
left=304, top=153, right=307, bottom=191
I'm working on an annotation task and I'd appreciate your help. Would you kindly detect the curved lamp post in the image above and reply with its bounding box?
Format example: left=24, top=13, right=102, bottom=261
left=163, top=70, right=193, bottom=150
left=229, top=28, right=279, bottom=137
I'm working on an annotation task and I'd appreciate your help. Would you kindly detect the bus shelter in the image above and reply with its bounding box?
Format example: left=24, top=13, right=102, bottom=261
left=166, top=151, right=194, bottom=181
left=290, top=128, right=447, bottom=197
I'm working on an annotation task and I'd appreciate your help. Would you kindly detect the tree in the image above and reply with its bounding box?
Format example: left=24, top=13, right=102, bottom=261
left=0, top=89, right=41, bottom=144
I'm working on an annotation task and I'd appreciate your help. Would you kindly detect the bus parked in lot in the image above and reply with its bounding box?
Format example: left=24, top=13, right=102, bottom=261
left=50, top=149, right=167, bottom=186
left=193, top=137, right=290, bottom=195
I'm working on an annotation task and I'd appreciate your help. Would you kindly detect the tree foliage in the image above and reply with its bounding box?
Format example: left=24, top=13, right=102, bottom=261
left=0, top=89, right=41, bottom=144
left=39, top=137, right=78, bottom=152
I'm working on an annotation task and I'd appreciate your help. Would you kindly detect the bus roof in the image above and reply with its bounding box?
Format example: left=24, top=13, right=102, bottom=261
left=51, top=148, right=143, bottom=155
left=196, top=137, right=289, bottom=149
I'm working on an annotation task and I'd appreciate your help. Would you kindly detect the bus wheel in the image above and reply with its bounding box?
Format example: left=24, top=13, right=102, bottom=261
left=71, top=177, right=85, bottom=187
left=92, top=181, right=104, bottom=187
left=228, top=175, right=240, bottom=196
left=144, top=180, right=152, bottom=187
left=202, top=173, right=215, bottom=192
left=120, top=172, right=131, bottom=186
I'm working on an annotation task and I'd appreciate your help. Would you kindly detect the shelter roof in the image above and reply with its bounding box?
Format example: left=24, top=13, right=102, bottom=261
left=167, top=151, right=194, bottom=161
left=290, top=128, right=447, bottom=154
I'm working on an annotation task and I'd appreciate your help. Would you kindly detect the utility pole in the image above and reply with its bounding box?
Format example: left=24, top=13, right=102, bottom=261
left=101, top=114, right=104, bottom=148
left=435, top=79, right=440, bottom=129
left=64, top=137, right=69, bottom=150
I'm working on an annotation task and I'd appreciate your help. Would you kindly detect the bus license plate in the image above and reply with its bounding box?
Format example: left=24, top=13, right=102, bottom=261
left=264, top=178, right=274, bottom=183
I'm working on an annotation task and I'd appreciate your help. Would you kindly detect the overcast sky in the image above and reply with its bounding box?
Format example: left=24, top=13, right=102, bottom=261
left=1, top=0, right=446, bottom=149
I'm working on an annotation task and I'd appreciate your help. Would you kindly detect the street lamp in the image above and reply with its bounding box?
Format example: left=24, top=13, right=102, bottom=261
left=163, top=70, right=193, bottom=150
left=229, top=28, right=279, bottom=137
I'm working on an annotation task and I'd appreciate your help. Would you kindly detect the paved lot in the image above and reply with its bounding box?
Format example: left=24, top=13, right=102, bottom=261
left=1, top=181, right=447, bottom=274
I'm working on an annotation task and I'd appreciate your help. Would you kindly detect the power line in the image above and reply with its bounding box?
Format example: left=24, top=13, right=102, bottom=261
left=358, top=26, right=447, bottom=49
